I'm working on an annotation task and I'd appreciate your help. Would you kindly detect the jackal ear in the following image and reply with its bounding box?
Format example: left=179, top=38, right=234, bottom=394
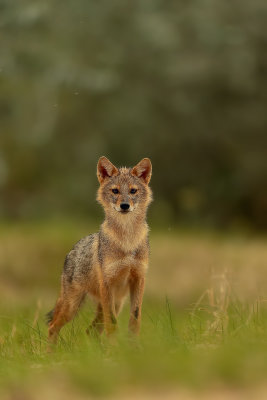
left=97, top=156, right=118, bottom=184
left=131, top=158, right=152, bottom=184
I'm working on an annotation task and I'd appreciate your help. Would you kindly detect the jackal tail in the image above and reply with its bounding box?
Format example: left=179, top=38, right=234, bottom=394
left=46, top=309, right=54, bottom=325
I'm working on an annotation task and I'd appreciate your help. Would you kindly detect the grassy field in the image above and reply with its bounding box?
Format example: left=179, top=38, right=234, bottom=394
left=0, top=220, right=267, bottom=399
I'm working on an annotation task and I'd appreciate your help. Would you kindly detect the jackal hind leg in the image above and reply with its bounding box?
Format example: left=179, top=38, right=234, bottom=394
left=115, top=298, right=124, bottom=317
left=86, top=303, right=104, bottom=336
left=48, top=287, right=85, bottom=348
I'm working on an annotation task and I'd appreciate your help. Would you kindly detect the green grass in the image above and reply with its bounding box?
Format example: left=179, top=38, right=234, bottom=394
left=0, top=221, right=267, bottom=398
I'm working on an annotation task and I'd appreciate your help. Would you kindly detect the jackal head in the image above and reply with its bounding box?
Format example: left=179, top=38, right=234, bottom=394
left=97, top=156, right=152, bottom=217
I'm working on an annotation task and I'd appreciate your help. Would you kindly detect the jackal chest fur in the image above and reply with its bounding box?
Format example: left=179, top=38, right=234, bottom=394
left=98, top=221, right=149, bottom=285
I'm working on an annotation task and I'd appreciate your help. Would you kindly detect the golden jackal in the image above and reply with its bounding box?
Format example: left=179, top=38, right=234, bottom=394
left=47, top=156, right=152, bottom=345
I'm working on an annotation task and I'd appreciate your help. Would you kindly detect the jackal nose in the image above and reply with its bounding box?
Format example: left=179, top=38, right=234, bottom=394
left=120, top=203, right=130, bottom=211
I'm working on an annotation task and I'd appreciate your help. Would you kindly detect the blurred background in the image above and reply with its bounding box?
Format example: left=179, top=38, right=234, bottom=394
left=1, top=0, right=267, bottom=230
left=1, top=1, right=267, bottom=399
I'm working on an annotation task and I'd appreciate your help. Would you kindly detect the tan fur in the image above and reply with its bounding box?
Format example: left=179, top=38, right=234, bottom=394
left=47, top=157, right=152, bottom=347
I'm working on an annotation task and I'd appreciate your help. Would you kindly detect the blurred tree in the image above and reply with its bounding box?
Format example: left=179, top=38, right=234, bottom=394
left=0, top=0, right=266, bottom=229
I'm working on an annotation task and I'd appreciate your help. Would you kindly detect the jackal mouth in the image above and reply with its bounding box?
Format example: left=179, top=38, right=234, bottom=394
left=113, top=205, right=133, bottom=213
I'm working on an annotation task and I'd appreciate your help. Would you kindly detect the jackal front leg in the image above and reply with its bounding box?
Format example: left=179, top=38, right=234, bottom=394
left=98, top=270, right=117, bottom=336
left=129, top=273, right=145, bottom=335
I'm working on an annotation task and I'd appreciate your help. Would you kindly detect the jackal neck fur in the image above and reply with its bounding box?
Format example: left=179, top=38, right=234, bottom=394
left=101, top=213, right=148, bottom=254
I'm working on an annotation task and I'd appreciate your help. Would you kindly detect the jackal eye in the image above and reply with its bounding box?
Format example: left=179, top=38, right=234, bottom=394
left=130, top=188, right=137, bottom=194
left=112, top=188, right=119, bottom=194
